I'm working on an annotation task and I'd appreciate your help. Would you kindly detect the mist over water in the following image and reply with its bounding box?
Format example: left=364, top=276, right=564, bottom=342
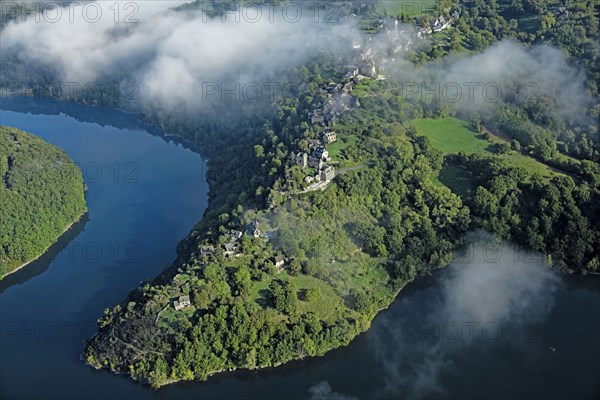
left=309, top=381, right=357, bottom=400
left=288, top=231, right=599, bottom=400
left=368, top=231, right=591, bottom=399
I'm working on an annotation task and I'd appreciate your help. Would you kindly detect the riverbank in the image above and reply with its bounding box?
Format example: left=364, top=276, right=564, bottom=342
left=0, top=126, right=89, bottom=279
left=1, top=210, right=88, bottom=280
left=91, top=274, right=411, bottom=388
left=0, top=103, right=212, bottom=400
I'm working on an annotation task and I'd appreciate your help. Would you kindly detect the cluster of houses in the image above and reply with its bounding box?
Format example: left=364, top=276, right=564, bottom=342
left=170, top=250, right=288, bottom=312
left=309, top=82, right=360, bottom=128
left=173, top=295, right=191, bottom=311
left=351, top=12, right=461, bottom=77
left=292, top=70, right=364, bottom=188
left=169, top=233, right=290, bottom=311
left=294, top=144, right=336, bottom=185
left=194, top=220, right=262, bottom=262
left=221, top=220, right=261, bottom=257
left=342, top=44, right=386, bottom=81
left=417, top=11, right=459, bottom=36
left=290, top=47, right=382, bottom=189
left=170, top=8, right=467, bottom=314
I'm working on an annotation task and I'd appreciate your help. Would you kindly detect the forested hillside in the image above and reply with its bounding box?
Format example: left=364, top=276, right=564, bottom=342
left=0, top=126, right=87, bottom=277
left=81, top=0, right=598, bottom=387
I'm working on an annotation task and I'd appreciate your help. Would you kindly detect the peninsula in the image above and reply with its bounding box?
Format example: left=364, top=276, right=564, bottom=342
left=0, top=126, right=87, bottom=278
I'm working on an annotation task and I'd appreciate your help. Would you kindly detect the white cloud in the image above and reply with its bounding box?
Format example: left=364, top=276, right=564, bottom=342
left=1, top=1, right=360, bottom=113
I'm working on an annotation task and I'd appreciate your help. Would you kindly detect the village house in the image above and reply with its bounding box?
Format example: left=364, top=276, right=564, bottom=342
left=327, top=82, right=342, bottom=93
left=246, top=220, right=260, bottom=238
left=325, top=115, right=337, bottom=128
left=307, top=138, right=321, bottom=148
left=344, top=67, right=359, bottom=81
left=222, top=242, right=239, bottom=257
left=359, top=48, right=378, bottom=77
left=314, top=145, right=329, bottom=160
left=320, top=165, right=336, bottom=182
left=420, top=15, right=452, bottom=34
left=339, top=92, right=353, bottom=104
left=200, top=245, right=215, bottom=257
left=274, top=254, right=286, bottom=271
left=308, top=156, right=324, bottom=169
left=310, top=110, right=325, bottom=125
left=322, top=100, right=339, bottom=116
left=359, top=62, right=376, bottom=77
left=173, top=295, right=191, bottom=311
left=323, top=131, right=337, bottom=143
left=228, top=230, right=243, bottom=241
left=295, top=152, right=308, bottom=168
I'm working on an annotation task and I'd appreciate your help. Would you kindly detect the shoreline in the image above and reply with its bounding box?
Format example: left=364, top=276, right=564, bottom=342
left=1, top=210, right=88, bottom=280
left=87, top=276, right=412, bottom=388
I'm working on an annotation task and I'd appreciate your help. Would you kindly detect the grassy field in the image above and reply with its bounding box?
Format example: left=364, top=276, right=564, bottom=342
left=409, top=117, right=493, bottom=154
left=410, top=117, right=565, bottom=190
left=498, top=153, right=559, bottom=180
left=376, top=0, right=437, bottom=18
left=497, top=2, right=539, bottom=33
left=157, top=305, right=196, bottom=330
left=351, top=79, right=381, bottom=98
left=288, top=274, right=346, bottom=321
left=326, top=134, right=359, bottom=158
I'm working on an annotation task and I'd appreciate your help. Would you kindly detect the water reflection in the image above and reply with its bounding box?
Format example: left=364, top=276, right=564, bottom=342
left=0, top=214, right=90, bottom=293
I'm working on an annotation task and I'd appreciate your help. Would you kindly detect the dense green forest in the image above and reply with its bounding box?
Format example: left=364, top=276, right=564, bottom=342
left=0, top=0, right=598, bottom=388
left=0, top=126, right=87, bottom=277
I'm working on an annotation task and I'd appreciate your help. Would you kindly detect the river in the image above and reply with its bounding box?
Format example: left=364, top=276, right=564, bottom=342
left=0, top=100, right=598, bottom=399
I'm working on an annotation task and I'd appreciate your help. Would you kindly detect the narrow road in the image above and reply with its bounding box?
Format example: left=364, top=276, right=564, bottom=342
left=336, top=161, right=374, bottom=175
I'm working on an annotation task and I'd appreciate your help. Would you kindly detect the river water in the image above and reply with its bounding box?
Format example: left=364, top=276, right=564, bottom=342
left=1, top=100, right=598, bottom=399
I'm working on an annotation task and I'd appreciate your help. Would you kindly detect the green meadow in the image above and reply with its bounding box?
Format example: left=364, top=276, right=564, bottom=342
left=376, top=0, right=437, bottom=18
left=409, top=117, right=566, bottom=192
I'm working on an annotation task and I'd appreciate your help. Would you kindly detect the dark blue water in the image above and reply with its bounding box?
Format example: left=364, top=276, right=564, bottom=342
left=0, top=101, right=598, bottom=400
left=0, top=100, right=209, bottom=399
